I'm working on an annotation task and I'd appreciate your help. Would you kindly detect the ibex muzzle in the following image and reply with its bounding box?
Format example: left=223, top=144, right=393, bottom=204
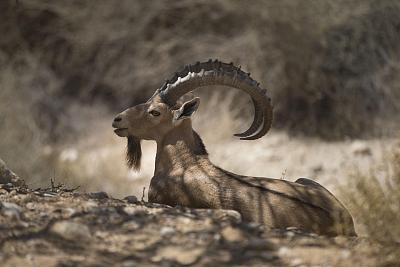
left=112, top=59, right=356, bottom=236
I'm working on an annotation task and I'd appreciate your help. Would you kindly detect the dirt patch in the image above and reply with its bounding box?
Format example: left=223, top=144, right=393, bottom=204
left=0, top=181, right=393, bottom=267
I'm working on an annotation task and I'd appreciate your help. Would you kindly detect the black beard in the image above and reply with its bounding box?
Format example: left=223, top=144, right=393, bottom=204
left=126, top=136, right=142, bottom=171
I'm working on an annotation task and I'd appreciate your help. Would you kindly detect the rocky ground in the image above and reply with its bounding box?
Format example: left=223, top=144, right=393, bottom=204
left=0, top=160, right=394, bottom=267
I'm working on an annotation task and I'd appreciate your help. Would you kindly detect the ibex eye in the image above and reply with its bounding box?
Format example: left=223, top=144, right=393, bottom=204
left=149, top=110, right=161, bottom=116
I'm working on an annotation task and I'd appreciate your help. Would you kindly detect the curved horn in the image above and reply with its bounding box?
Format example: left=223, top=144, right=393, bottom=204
left=156, top=59, right=273, bottom=139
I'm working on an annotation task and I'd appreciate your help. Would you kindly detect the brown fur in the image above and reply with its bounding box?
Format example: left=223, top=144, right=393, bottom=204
left=113, top=95, right=356, bottom=236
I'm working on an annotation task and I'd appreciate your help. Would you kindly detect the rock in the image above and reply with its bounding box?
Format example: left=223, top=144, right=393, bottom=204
left=1, top=202, right=22, bottom=220
left=62, top=208, right=78, bottom=218
left=50, top=221, right=91, bottom=241
left=212, top=209, right=242, bottom=223
left=160, top=226, right=175, bottom=236
left=121, top=260, right=137, bottom=267
left=129, top=233, right=161, bottom=251
left=151, top=245, right=205, bottom=265
left=221, top=226, right=246, bottom=242
left=26, top=202, right=36, bottom=210
left=351, top=141, right=372, bottom=156
left=0, top=189, right=8, bottom=194
left=278, top=246, right=290, bottom=257
left=123, top=206, right=147, bottom=216
left=87, top=191, right=109, bottom=200
left=124, top=195, right=139, bottom=203
left=82, top=200, right=98, bottom=211
left=247, top=238, right=275, bottom=250
left=291, top=257, right=303, bottom=266
left=0, top=158, right=25, bottom=186
left=122, top=220, right=140, bottom=231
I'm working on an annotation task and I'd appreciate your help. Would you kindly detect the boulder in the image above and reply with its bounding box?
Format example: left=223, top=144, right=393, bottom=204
left=0, top=158, right=25, bottom=186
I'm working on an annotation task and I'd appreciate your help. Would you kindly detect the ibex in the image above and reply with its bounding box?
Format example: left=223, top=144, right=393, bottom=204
left=112, top=60, right=356, bottom=236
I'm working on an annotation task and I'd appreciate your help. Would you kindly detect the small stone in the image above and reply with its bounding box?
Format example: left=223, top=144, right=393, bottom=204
left=214, top=233, right=221, bottom=241
left=151, top=245, right=205, bottom=265
left=123, top=206, right=150, bottom=216
left=50, top=221, right=91, bottom=241
left=26, top=202, right=36, bottom=210
left=160, top=226, right=175, bottom=236
left=221, top=226, right=245, bottom=242
left=130, top=234, right=161, bottom=251
left=213, top=209, right=242, bottom=223
left=247, top=238, right=275, bottom=250
left=122, top=220, right=140, bottom=231
left=278, top=246, right=290, bottom=257
left=87, top=191, right=108, bottom=200
left=1, top=202, right=22, bottom=220
left=121, top=260, right=137, bottom=267
left=286, top=231, right=295, bottom=238
left=62, top=208, right=78, bottom=218
left=340, top=249, right=351, bottom=259
left=124, top=195, right=138, bottom=203
left=82, top=200, right=98, bottom=211
left=291, top=258, right=303, bottom=266
left=0, top=189, right=8, bottom=195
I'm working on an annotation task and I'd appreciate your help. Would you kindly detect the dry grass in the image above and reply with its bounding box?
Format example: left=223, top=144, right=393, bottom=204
left=340, top=139, right=400, bottom=265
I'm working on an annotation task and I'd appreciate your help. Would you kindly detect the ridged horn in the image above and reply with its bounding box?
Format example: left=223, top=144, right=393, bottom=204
left=155, top=59, right=273, bottom=140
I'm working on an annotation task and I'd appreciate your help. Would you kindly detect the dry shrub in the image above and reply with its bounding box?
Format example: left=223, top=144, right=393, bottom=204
left=340, top=139, right=400, bottom=264
left=1, top=0, right=400, bottom=140
left=0, top=53, right=58, bottom=185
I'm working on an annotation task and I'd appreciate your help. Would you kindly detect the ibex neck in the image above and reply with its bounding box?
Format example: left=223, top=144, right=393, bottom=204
left=154, top=121, right=210, bottom=176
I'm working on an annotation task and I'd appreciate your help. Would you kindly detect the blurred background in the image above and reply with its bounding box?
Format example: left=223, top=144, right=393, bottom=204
left=1, top=0, right=399, bottom=199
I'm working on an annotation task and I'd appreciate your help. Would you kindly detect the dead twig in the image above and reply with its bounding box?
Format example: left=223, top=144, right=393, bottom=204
left=141, top=187, right=146, bottom=202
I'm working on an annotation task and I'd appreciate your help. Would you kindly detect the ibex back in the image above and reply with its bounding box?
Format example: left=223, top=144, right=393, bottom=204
left=112, top=60, right=356, bottom=236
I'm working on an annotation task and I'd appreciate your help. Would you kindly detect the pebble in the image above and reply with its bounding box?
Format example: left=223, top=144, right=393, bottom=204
left=122, top=220, right=140, bottom=231
left=247, top=238, right=275, bottom=250
left=160, top=226, right=175, bottom=236
left=151, top=245, right=205, bottom=265
left=124, top=195, right=138, bottom=203
left=291, top=258, right=303, bottom=266
left=0, top=189, right=8, bottom=195
left=213, top=209, right=242, bottom=223
left=87, top=191, right=109, bottom=200
left=123, top=206, right=148, bottom=216
left=26, top=202, right=36, bottom=210
left=1, top=202, right=22, bottom=220
left=50, top=221, right=91, bottom=241
left=82, top=200, right=98, bottom=211
left=62, top=208, right=78, bottom=218
left=221, top=226, right=245, bottom=242
left=121, top=260, right=137, bottom=267
left=8, top=190, right=17, bottom=197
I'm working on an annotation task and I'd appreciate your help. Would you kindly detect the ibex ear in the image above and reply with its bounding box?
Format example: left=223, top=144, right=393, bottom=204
left=173, top=97, right=200, bottom=121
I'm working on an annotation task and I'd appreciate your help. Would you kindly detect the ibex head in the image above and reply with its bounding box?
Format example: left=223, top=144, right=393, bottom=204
left=112, top=59, right=273, bottom=169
